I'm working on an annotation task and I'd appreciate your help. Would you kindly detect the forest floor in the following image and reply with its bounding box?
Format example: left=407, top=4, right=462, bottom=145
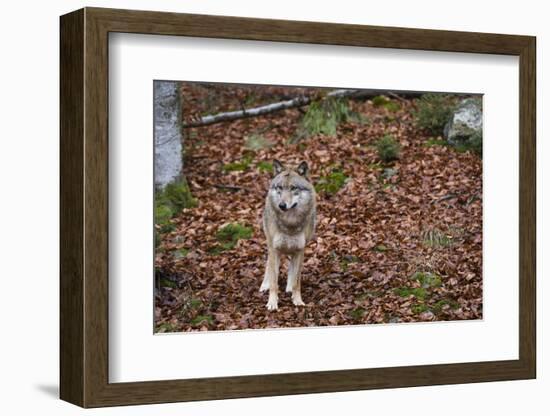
left=155, top=84, right=482, bottom=332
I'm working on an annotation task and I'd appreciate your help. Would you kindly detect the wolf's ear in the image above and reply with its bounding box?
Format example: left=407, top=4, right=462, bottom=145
left=296, top=161, right=309, bottom=177
left=273, top=159, right=284, bottom=176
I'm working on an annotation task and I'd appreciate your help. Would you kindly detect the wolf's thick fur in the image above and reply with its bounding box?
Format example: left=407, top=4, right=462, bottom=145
left=260, top=160, right=317, bottom=310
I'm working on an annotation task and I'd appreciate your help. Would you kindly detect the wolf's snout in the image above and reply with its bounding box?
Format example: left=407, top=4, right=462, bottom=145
left=278, top=202, right=288, bottom=211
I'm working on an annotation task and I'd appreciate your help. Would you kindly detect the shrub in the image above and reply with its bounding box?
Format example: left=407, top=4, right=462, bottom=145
left=414, top=93, right=456, bottom=135
left=161, top=179, right=198, bottom=212
left=155, top=178, right=197, bottom=247
left=294, top=97, right=352, bottom=141
left=375, top=134, right=401, bottom=162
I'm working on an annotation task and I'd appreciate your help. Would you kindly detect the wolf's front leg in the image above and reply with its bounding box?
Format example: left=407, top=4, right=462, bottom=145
left=263, top=248, right=280, bottom=311
left=288, top=250, right=305, bottom=306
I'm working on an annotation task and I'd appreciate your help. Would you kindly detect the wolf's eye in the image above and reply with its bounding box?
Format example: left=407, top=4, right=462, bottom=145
left=275, top=186, right=282, bottom=191
left=290, top=186, right=298, bottom=192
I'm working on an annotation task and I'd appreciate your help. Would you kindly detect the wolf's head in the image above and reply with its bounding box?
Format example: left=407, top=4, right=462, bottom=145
left=267, top=160, right=315, bottom=222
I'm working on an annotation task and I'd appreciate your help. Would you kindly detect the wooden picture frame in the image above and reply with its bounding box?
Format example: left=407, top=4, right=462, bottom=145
left=60, top=7, right=536, bottom=408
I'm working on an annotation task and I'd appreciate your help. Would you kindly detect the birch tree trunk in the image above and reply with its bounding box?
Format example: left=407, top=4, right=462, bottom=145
left=154, top=81, right=183, bottom=189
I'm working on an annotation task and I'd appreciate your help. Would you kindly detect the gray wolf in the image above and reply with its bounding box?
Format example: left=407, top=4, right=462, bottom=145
left=260, top=160, right=317, bottom=310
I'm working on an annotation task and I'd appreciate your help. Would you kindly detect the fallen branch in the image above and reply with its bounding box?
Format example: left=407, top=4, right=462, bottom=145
left=182, top=89, right=360, bottom=128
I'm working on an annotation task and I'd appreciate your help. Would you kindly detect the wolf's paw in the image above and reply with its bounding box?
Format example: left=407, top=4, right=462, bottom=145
left=292, top=294, right=305, bottom=307
left=266, top=298, right=278, bottom=311
left=259, top=281, right=270, bottom=292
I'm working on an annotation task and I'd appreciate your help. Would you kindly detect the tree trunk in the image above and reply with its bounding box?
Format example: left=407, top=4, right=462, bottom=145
left=154, top=81, right=183, bottom=190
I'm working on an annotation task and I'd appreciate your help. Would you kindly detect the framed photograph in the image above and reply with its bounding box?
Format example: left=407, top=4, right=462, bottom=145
left=60, top=7, right=536, bottom=408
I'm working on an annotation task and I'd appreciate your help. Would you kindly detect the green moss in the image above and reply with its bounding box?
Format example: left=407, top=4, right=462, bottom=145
left=411, top=304, right=429, bottom=314
left=372, top=95, right=400, bottom=112
left=207, top=245, right=225, bottom=256
left=356, top=290, right=382, bottom=301
left=160, top=278, right=177, bottom=289
left=423, top=138, right=448, bottom=147
left=348, top=112, right=370, bottom=126
left=414, top=93, right=456, bottom=135
left=223, top=154, right=254, bottom=172
left=470, top=130, right=482, bottom=155
left=189, top=299, right=202, bottom=309
left=315, top=170, right=349, bottom=195
left=155, top=179, right=196, bottom=248
left=155, top=204, right=173, bottom=225
left=162, top=179, right=198, bottom=211
left=190, top=315, right=214, bottom=326
left=394, top=287, right=427, bottom=299
left=367, top=162, right=383, bottom=170
left=155, top=204, right=175, bottom=234
left=374, top=244, right=388, bottom=252
left=155, top=201, right=176, bottom=234
left=458, top=130, right=482, bottom=156
left=257, top=161, right=273, bottom=173
left=155, top=322, right=177, bottom=333
left=384, top=101, right=401, bottom=112
left=375, top=134, right=401, bottom=163
left=155, top=232, right=161, bottom=249
left=431, top=299, right=460, bottom=314
left=173, top=248, right=189, bottom=259
left=349, top=308, right=365, bottom=320
left=411, top=271, right=442, bottom=288
left=214, top=223, right=253, bottom=251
